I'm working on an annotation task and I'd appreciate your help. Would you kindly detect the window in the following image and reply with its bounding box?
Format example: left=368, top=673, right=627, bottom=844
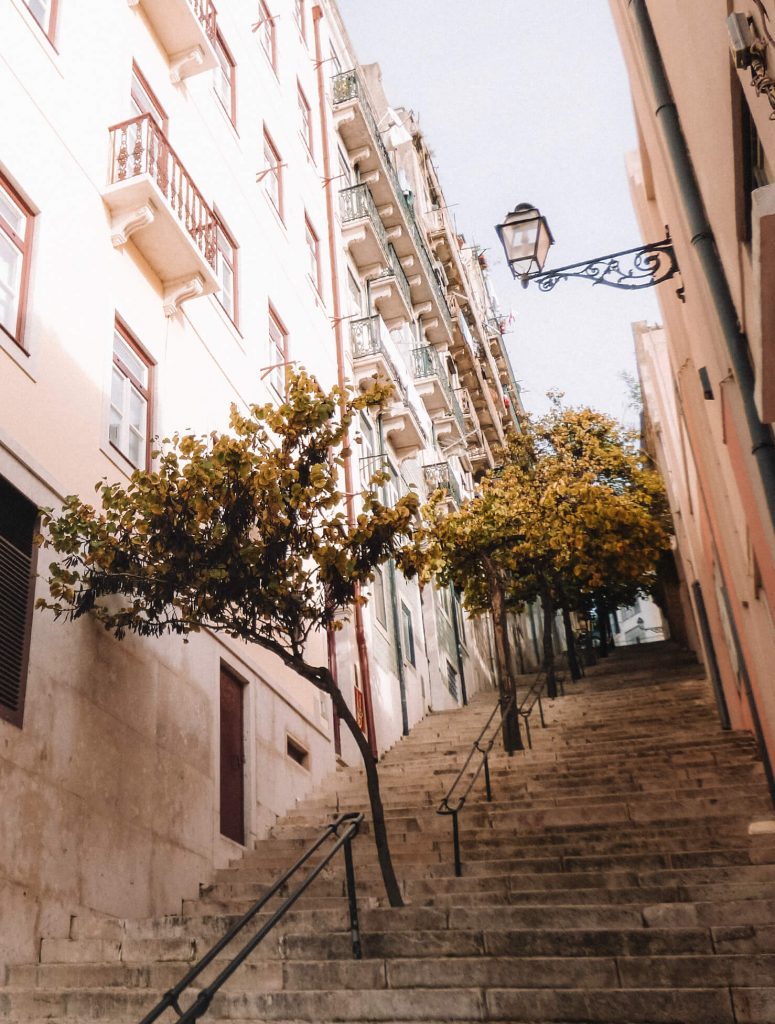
left=0, top=476, right=37, bottom=728
left=0, top=175, right=34, bottom=350
left=256, top=1, right=277, bottom=72
left=444, top=659, right=456, bottom=700
left=401, top=602, right=415, bottom=667
left=298, top=83, right=313, bottom=155
left=304, top=215, right=321, bottom=293
left=262, top=130, right=283, bottom=219
left=372, top=566, right=388, bottom=628
left=294, top=0, right=306, bottom=41
left=347, top=268, right=362, bottom=317
left=130, top=65, right=167, bottom=130
left=266, top=306, right=287, bottom=397
left=439, top=583, right=453, bottom=620
left=286, top=735, right=309, bottom=768
left=23, top=0, right=57, bottom=39
left=214, top=32, right=237, bottom=126
left=338, top=148, right=352, bottom=189
left=214, top=214, right=238, bottom=325
left=110, top=321, right=153, bottom=470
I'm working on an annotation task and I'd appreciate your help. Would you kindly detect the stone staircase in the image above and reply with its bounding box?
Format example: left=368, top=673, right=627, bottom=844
left=4, top=642, right=775, bottom=1023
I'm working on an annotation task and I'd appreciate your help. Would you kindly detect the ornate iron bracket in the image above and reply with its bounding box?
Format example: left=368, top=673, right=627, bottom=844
left=521, top=230, right=683, bottom=298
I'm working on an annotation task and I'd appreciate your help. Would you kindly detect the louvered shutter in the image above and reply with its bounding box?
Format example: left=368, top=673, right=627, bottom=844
left=0, top=478, right=36, bottom=727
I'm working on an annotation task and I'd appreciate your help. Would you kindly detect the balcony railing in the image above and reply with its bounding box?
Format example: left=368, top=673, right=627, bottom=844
left=376, top=243, right=412, bottom=310
left=191, top=0, right=217, bottom=39
left=108, top=114, right=216, bottom=271
left=340, top=183, right=390, bottom=255
left=411, top=346, right=465, bottom=435
left=332, top=68, right=453, bottom=328
left=351, top=315, right=406, bottom=400
left=423, top=463, right=462, bottom=507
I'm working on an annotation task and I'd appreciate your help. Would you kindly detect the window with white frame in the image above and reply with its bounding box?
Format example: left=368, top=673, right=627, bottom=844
left=401, top=602, right=416, bottom=666
left=23, top=0, right=57, bottom=39
left=263, top=130, right=283, bottom=218
left=110, top=322, right=153, bottom=469
left=298, top=83, right=313, bottom=155
left=0, top=175, right=34, bottom=350
left=304, top=215, right=321, bottom=294
left=372, top=566, right=388, bottom=628
left=214, top=215, right=238, bottom=325
left=214, top=31, right=237, bottom=126
left=294, top=0, right=306, bottom=40
left=266, top=306, right=287, bottom=397
left=256, top=1, right=276, bottom=71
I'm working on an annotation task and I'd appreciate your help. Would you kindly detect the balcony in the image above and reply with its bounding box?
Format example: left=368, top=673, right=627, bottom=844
left=332, top=69, right=454, bottom=345
left=423, top=462, right=462, bottom=508
left=411, top=346, right=465, bottom=441
left=104, top=115, right=219, bottom=315
left=350, top=315, right=431, bottom=458
left=370, top=244, right=413, bottom=327
left=128, top=0, right=218, bottom=82
left=339, top=184, right=390, bottom=271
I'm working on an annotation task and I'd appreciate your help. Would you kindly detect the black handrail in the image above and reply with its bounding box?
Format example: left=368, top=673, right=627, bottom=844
left=437, top=695, right=516, bottom=877
left=138, top=812, right=364, bottom=1024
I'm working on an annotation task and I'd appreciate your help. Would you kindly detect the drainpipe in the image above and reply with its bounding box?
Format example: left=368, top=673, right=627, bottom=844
left=690, top=581, right=731, bottom=730
left=313, top=5, right=378, bottom=758
left=627, top=0, right=775, bottom=536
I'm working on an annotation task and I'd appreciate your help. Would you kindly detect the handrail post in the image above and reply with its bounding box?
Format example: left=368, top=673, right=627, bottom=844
left=451, top=809, right=462, bottom=877
left=483, top=753, right=492, bottom=802
left=524, top=714, right=532, bottom=750
left=538, top=694, right=546, bottom=728
left=343, top=834, right=363, bottom=960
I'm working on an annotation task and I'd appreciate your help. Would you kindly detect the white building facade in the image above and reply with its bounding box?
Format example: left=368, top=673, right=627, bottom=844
left=0, top=0, right=525, bottom=964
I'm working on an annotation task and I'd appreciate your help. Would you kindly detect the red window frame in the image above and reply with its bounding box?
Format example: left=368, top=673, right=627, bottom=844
left=257, top=1, right=277, bottom=73
left=294, top=0, right=306, bottom=42
left=214, top=30, right=237, bottom=127
left=297, top=82, right=313, bottom=157
left=0, top=173, right=35, bottom=352
left=214, top=210, right=239, bottom=328
left=266, top=305, right=288, bottom=398
left=110, top=319, right=154, bottom=471
left=131, top=63, right=168, bottom=132
left=304, top=214, right=322, bottom=295
left=263, top=129, right=284, bottom=221
left=23, top=0, right=58, bottom=43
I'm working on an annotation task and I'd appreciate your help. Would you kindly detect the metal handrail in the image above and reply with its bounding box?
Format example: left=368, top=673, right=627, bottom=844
left=437, top=695, right=516, bottom=876
left=138, top=812, right=364, bottom=1024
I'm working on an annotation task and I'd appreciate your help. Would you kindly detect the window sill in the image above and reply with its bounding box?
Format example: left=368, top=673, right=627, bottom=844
left=100, top=442, right=145, bottom=482
left=209, top=296, right=245, bottom=347
left=213, top=95, right=240, bottom=142
left=264, top=193, right=288, bottom=234
left=0, top=329, right=37, bottom=382
left=8, top=0, right=62, bottom=70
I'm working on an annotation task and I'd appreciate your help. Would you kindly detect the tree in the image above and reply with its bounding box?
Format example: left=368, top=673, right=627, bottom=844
left=418, top=398, right=672, bottom=721
left=37, top=370, right=418, bottom=907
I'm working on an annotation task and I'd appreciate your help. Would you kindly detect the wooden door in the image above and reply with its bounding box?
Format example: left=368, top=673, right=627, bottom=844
left=219, top=666, right=245, bottom=844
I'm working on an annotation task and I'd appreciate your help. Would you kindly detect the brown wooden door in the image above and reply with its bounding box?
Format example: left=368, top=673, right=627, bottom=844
left=219, top=666, right=245, bottom=844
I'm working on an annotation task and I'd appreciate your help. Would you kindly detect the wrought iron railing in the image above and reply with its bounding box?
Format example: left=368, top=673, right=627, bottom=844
left=138, top=814, right=363, bottom=1024
left=359, top=453, right=397, bottom=503
left=410, top=345, right=447, bottom=386
left=376, top=243, right=412, bottom=310
left=108, top=114, right=216, bottom=270
left=350, top=316, right=406, bottom=400
left=339, top=184, right=390, bottom=258
left=423, top=462, right=462, bottom=506
left=437, top=696, right=517, bottom=876
left=191, top=0, right=217, bottom=40
left=332, top=69, right=453, bottom=329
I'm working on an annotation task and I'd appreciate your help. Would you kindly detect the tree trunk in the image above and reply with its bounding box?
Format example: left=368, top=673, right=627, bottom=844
left=292, top=658, right=404, bottom=908
left=541, top=583, right=557, bottom=698
left=486, top=567, right=523, bottom=753
left=561, top=600, right=582, bottom=680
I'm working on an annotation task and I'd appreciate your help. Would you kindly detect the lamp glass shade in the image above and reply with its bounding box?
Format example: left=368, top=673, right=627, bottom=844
left=497, top=204, right=553, bottom=278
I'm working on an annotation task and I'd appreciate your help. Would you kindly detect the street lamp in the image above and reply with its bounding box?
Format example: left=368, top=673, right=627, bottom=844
left=496, top=203, right=682, bottom=296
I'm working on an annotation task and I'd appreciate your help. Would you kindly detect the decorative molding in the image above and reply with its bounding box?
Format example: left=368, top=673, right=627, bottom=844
left=170, top=46, right=204, bottom=84
left=163, top=275, right=205, bottom=317
left=110, top=202, right=154, bottom=248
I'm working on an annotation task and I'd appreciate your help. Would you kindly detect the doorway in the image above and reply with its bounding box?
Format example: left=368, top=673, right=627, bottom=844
left=219, top=665, right=246, bottom=844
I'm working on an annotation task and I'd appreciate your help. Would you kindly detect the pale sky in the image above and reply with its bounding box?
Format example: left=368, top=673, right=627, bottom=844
left=337, top=0, right=661, bottom=425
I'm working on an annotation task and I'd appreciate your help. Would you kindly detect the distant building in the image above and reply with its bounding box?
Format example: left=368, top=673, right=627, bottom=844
left=611, top=2, right=775, bottom=788
left=0, top=0, right=527, bottom=964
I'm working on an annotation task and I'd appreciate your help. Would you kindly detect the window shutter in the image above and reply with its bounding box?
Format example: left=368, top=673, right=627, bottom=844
left=0, top=535, right=33, bottom=723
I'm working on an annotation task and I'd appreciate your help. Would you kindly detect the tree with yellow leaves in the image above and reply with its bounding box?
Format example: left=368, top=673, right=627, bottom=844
left=37, top=370, right=418, bottom=907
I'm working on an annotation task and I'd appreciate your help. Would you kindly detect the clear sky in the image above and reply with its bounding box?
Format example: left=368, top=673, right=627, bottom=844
left=336, top=0, right=661, bottom=424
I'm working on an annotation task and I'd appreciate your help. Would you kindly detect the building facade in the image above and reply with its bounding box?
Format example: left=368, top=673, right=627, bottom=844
left=0, top=0, right=526, bottom=964
left=610, top=1, right=775, bottom=795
